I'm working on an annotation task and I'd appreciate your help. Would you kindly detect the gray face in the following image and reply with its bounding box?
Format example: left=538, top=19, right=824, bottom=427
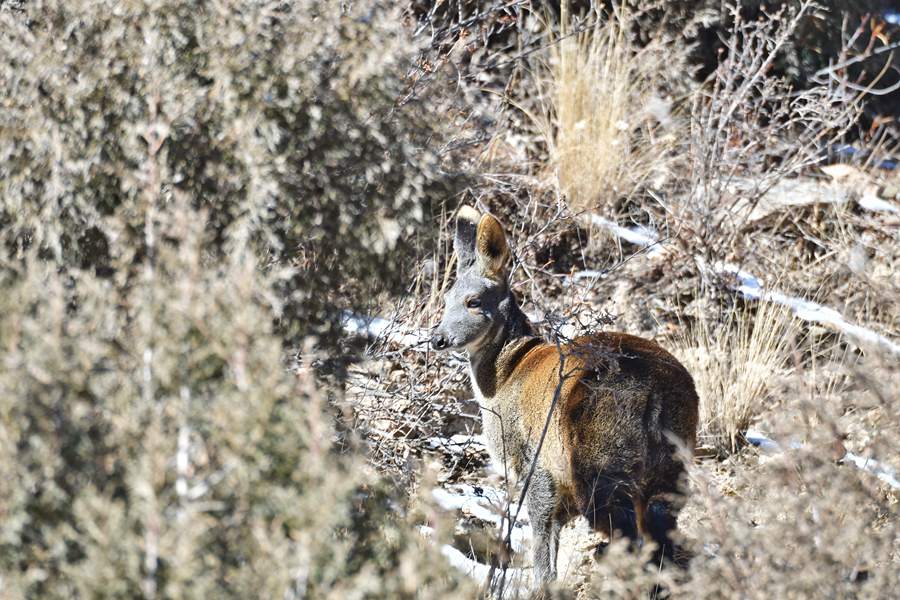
left=431, top=266, right=507, bottom=351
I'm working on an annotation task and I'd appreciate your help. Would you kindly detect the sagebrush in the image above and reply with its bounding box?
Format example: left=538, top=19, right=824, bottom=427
left=0, top=0, right=471, bottom=597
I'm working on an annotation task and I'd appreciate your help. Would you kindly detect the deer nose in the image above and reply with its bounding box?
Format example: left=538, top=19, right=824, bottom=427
left=430, top=332, right=449, bottom=350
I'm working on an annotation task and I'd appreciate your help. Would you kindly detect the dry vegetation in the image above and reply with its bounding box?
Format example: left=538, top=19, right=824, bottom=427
left=674, top=301, right=801, bottom=455
left=2, top=0, right=899, bottom=599
left=525, top=2, right=677, bottom=211
left=351, top=1, right=900, bottom=598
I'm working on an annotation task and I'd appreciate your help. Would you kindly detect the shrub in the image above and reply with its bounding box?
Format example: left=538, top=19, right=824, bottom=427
left=672, top=0, right=862, bottom=264
left=681, top=376, right=900, bottom=599
left=0, top=0, right=472, bottom=597
left=0, top=0, right=462, bottom=352
left=0, top=196, right=471, bottom=598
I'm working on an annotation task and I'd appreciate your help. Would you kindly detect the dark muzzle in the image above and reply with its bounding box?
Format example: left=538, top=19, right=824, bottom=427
left=430, top=332, right=449, bottom=350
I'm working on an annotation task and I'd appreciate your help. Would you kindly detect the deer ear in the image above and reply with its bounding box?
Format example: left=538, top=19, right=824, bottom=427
left=454, top=205, right=480, bottom=275
left=475, top=213, right=510, bottom=280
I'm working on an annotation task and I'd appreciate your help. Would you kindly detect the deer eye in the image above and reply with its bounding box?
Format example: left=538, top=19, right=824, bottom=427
left=465, top=297, right=482, bottom=309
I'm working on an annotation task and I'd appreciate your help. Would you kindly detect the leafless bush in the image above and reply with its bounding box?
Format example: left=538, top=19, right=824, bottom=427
left=675, top=1, right=864, bottom=263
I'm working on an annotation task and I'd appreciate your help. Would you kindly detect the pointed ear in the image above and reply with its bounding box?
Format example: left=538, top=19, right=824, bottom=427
left=454, top=206, right=480, bottom=275
left=475, top=213, right=510, bottom=280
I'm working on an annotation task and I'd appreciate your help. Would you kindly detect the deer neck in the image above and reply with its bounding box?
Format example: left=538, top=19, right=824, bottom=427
left=468, top=294, right=537, bottom=402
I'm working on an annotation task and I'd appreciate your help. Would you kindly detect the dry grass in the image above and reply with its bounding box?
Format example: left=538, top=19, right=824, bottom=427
left=674, top=300, right=801, bottom=454
left=525, top=2, right=676, bottom=212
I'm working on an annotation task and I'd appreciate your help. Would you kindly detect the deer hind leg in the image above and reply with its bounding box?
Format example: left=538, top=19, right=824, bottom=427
left=641, top=493, right=690, bottom=567
left=577, top=471, right=641, bottom=552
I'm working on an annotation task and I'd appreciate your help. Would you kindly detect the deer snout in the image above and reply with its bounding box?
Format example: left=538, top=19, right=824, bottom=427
left=430, top=331, right=450, bottom=350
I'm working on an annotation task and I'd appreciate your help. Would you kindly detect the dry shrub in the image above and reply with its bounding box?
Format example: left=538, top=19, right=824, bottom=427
left=0, top=0, right=463, bottom=353
left=0, top=0, right=475, bottom=596
left=674, top=300, right=800, bottom=455
left=681, top=348, right=900, bottom=599
left=683, top=451, right=898, bottom=598
left=0, top=197, right=471, bottom=598
left=525, top=2, right=680, bottom=212
left=673, top=0, right=862, bottom=263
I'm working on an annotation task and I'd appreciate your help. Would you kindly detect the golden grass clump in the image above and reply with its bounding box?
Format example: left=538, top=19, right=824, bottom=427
left=674, top=300, right=800, bottom=454
left=529, top=2, right=675, bottom=211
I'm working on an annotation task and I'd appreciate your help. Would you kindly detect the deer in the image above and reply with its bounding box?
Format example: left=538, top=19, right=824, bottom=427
left=430, top=206, right=699, bottom=586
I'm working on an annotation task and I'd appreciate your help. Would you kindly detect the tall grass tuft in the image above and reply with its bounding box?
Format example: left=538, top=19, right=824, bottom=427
left=675, top=300, right=800, bottom=454
left=528, top=2, right=675, bottom=211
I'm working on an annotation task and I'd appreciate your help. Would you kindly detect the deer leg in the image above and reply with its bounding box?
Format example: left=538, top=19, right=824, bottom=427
left=526, top=469, right=562, bottom=586
left=578, top=472, right=640, bottom=549
left=642, top=495, right=688, bottom=567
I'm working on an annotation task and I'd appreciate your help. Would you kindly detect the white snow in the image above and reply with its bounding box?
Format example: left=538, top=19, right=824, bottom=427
left=425, top=434, right=489, bottom=455
left=419, top=521, right=532, bottom=593
left=858, top=190, right=900, bottom=214
left=590, top=215, right=663, bottom=256
left=567, top=269, right=608, bottom=282
left=842, top=452, right=900, bottom=490
left=439, top=545, right=532, bottom=593
left=716, top=262, right=900, bottom=357
left=431, top=484, right=533, bottom=553
left=729, top=173, right=900, bottom=217
left=341, top=311, right=430, bottom=350
left=562, top=269, right=615, bottom=288
left=745, top=430, right=899, bottom=490
left=744, top=429, right=783, bottom=454
left=439, top=544, right=495, bottom=580
left=584, top=219, right=900, bottom=356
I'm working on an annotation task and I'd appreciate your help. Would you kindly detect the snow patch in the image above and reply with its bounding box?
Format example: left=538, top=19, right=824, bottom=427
left=439, top=544, right=495, bottom=580
left=567, top=269, right=608, bottom=282
left=842, top=452, right=900, bottom=490
left=590, top=215, right=663, bottom=256
left=745, top=430, right=899, bottom=490
left=561, top=269, right=610, bottom=289
left=440, top=545, right=532, bottom=593
left=431, top=485, right=533, bottom=553
left=419, top=516, right=532, bottom=594
left=425, top=434, right=489, bottom=455
left=744, top=429, right=782, bottom=454
left=564, top=216, right=660, bottom=287
left=716, top=263, right=900, bottom=357
left=859, top=190, right=900, bottom=214
left=341, top=312, right=430, bottom=350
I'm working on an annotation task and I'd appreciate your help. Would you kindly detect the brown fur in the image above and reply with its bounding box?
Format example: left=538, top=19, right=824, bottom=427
left=483, top=332, right=698, bottom=536
left=433, top=207, right=699, bottom=584
left=475, top=213, right=510, bottom=280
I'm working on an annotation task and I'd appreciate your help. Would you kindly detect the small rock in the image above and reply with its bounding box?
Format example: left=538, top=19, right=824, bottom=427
left=879, top=181, right=900, bottom=200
